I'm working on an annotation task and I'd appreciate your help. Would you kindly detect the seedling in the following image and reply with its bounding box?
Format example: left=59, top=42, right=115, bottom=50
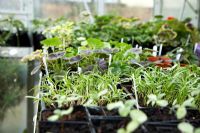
left=107, top=100, right=147, bottom=133
left=147, top=93, right=168, bottom=107
left=48, top=107, right=73, bottom=121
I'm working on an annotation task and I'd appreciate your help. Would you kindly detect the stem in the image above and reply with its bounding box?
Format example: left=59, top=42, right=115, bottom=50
left=132, top=74, right=140, bottom=109
left=43, top=48, right=49, bottom=76
left=158, top=44, right=163, bottom=56
left=16, top=32, right=20, bottom=47
left=122, top=87, right=135, bottom=100
left=108, top=54, right=112, bottom=66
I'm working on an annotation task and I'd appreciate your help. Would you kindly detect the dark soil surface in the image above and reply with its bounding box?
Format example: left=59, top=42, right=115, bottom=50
left=39, top=121, right=91, bottom=133
left=41, top=106, right=87, bottom=121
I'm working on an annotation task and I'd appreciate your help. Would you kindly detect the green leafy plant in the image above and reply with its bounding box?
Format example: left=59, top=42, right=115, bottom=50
left=48, top=107, right=73, bottom=121
left=39, top=71, right=127, bottom=107
left=107, top=100, right=147, bottom=133
left=178, top=122, right=200, bottom=133
left=0, top=16, right=25, bottom=46
left=147, top=93, right=168, bottom=107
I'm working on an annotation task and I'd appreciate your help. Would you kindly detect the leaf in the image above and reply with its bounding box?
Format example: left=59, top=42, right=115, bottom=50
left=77, top=37, right=86, bottom=41
left=61, top=107, right=73, bottom=116
left=54, top=109, right=61, bottom=115
left=156, top=100, right=168, bottom=107
left=98, top=58, right=107, bottom=70
left=119, top=107, right=130, bottom=117
left=87, top=38, right=104, bottom=49
left=130, top=110, right=147, bottom=124
left=47, top=115, right=59, bottom=121
left=172, top=99, right=177, bottom=106
left=64, top=55, right=82, bottom=64
left=124, top=99, right=136, bottom=108
left=107, top=101, right=124, bottom=110
left=191, top=89, right=200, bottom=96
left=176, top=106, right=187, bottom=119
left=41, top=37, right=62, bottom=47
left=31, top=65, right=41, bottom=75
left=157, top=93, right=166, bottom=99
left=69, top=55, right=82, bottom=64
left=126, top=48, right=142, bottom=55
left=66, top=96, right=81, bottom=102
left=117, top=128, right=126, bottom=133
left=79, top=49, right=94, bottom=55
left=81, top=40, right=87, bottom=46
left=48, top=51, right=65, bottom=60
left=183, top=98, right=194, bottom=107
left=178, top=122, right=194, bottom=133
left=148, top=94, right=157, bottom=101
left=130, top=60, right=143, bottom=67
left=195, top=128, right=200, bottom=133
left=97, top=89, right=108, bottom=97
left=84, top=99, right=94, bottom=106
left=126, top=120, right=139, bottom=132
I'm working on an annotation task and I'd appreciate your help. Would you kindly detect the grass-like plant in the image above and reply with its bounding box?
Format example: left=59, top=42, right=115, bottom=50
left=131, top=64, right=200, bottom=109
left=39, top=70, right=127, bottom=108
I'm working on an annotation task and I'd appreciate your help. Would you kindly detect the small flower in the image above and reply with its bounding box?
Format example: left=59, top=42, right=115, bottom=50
left=167, top=16, right=175, bottom=20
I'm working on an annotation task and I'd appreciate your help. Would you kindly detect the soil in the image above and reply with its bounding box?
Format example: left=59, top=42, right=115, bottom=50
left=39, top=121, right=91, bottom=133
left=92, top=119, right=180, bottom=133
left=92, top=118, right=128, bottom=133
left=41, top=106, right=87, bottom=121
left=141, top=108, right=176, bottom=122
left=87, top=107, right=119, bottom=117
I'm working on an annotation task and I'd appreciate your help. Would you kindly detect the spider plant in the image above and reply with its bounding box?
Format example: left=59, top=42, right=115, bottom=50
left=132, top=64, right=200, bottom=109
left=39, top=70, right=127, bottom=108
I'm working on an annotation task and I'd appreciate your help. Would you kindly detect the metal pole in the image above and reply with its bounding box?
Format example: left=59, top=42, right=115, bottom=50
left=179, top=0, right=187, bottom=20
left=97, top=0, right=105, bottom=16
left=153, top=0, right=163, bottom=16
left=197, top=0, right=200, bottom=30
left=160, top=0, right=163, bottom=15
left=82, top=0, right=94, bottom=23
left=27, top=61, right=35, bottom=133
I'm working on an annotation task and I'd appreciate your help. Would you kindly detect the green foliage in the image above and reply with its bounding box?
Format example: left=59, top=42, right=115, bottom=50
left=41, top=37, right=62, bottom=47
left=178, top=122, right=194, bottom=133
left=41, top=71, right=126, bottom=107
left=0, top=16, right=25, bottom=46
left=133, top=65, right=200, bottom=109
left=48, top=107, right=73, bottom=121
left=147, top=93, right=168, bottom=107
left=107, top=100, right=147, bottom=133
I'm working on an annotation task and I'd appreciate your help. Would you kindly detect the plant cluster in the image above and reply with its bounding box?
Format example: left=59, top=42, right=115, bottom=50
left=24, top=15, right=200, bottom=132
left=0, top=16, right=27, bottom=46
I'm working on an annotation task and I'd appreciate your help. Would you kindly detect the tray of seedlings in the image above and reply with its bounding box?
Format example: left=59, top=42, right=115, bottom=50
left=22, top=15, right=200, bottom=133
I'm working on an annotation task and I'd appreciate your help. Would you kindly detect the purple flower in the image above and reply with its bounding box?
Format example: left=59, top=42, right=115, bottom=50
left=194, top=43, right=200, bottom=59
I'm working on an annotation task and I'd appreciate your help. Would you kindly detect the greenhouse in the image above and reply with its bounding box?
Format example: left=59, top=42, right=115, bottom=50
left=0, top=0, right=200, bottom=133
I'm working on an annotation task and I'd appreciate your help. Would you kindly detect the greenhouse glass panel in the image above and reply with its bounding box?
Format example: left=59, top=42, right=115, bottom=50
left=34, top=0, right=96, bottom=20
left=161, top=0, right=198, bottom=26
left=0, top=58, right=27, bottom=133
left=105, top=0, right=154, bottom=20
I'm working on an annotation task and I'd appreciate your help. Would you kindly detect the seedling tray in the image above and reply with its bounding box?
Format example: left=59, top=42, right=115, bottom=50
left=38, top=105, right=200, bottom=133
left=39, top=121, right=91, bottom=133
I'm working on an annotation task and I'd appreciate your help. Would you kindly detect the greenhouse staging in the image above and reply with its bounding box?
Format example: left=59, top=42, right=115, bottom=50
left=0, top=0, right=200, bottom=133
